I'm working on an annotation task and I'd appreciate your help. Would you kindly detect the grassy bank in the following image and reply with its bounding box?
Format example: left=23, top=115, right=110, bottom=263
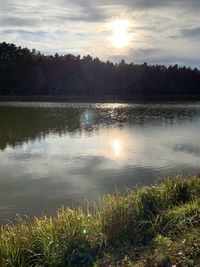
left=0, top=176, right=200, bottom=266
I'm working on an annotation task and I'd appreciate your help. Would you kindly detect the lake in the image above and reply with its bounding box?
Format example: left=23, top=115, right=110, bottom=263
left=0, top=101, right=200, bottom=223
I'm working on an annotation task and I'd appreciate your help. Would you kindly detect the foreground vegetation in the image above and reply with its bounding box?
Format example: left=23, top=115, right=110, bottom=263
left=0, top=175, right=200, bottom=266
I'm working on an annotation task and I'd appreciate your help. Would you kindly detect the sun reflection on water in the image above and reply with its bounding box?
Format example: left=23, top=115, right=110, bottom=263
left=112, top=139, right=122, bottom=157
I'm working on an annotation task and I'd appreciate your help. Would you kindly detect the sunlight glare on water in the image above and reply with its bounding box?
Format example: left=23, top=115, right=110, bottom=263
left=112, top=139, right=122, bottom=157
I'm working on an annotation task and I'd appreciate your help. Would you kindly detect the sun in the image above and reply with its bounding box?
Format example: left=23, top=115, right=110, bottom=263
left=107, top=20, right=131, bottom=48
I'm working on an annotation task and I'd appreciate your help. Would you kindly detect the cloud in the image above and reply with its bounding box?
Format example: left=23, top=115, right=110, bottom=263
left=110, top=48, right=200, bottom=68
left=181, top=27, right=200, bottom=39
left=0, top=16, right=40, bottom=27
left=170, top=26, right=200, bottom=41
left=126, top=0, right=200, bottom=10
left=0, top=0, right=200, bottom=67
left=72, top=3, right=107, bottom=22
left=69, top=0, right=200, bottom=11
left=55, top=7, right=106, bottom=22
left=110, top=48, right=166, bottom=63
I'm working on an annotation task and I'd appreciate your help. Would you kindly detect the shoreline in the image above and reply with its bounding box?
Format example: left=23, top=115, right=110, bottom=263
left=1, top=94, right=200, bottom=103
left=0, top=176, right=199, bottom=266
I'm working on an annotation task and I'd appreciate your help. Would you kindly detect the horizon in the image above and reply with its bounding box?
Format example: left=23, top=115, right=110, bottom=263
left=0, top=0, right=200, bottom=68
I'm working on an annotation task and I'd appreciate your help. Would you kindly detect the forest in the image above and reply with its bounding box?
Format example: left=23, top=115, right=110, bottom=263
left=0, top=42, right=200, bottom=98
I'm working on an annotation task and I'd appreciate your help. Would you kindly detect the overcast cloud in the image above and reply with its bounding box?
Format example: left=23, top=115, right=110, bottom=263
left=0, top=0, right=200, bottom=67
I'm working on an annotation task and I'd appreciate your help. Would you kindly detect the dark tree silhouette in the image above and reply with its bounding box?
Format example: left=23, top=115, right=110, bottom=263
left=0, top=42, right=200, bottom=99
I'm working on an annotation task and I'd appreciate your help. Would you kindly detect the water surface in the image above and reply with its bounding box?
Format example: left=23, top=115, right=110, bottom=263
left=0, top=102, right=200, bottom=222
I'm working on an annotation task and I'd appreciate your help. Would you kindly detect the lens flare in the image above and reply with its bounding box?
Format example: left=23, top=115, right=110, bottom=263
left=80, top=111, right=94, bottom=129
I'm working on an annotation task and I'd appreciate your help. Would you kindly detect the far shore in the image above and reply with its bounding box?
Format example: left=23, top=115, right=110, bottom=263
left=1, top=94, right=200, bottom=102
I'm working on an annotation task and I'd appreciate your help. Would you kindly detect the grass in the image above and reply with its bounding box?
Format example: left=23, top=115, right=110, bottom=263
left=0, top=175, right=200, bottom=266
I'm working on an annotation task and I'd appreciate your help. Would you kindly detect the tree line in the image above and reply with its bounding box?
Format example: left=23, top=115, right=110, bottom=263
left=0, top=42, right=200, bottom=98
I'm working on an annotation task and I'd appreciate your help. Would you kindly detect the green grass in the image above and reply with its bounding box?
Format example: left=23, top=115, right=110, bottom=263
left=0, top=175, right=200, bottom=266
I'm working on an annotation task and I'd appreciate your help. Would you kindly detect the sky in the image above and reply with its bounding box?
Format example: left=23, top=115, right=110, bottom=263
left=0, top=0, right=200, bottom=67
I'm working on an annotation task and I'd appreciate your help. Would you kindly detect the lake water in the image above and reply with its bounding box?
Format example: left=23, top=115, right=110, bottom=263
left=0, top=101, right=200, bottom=223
